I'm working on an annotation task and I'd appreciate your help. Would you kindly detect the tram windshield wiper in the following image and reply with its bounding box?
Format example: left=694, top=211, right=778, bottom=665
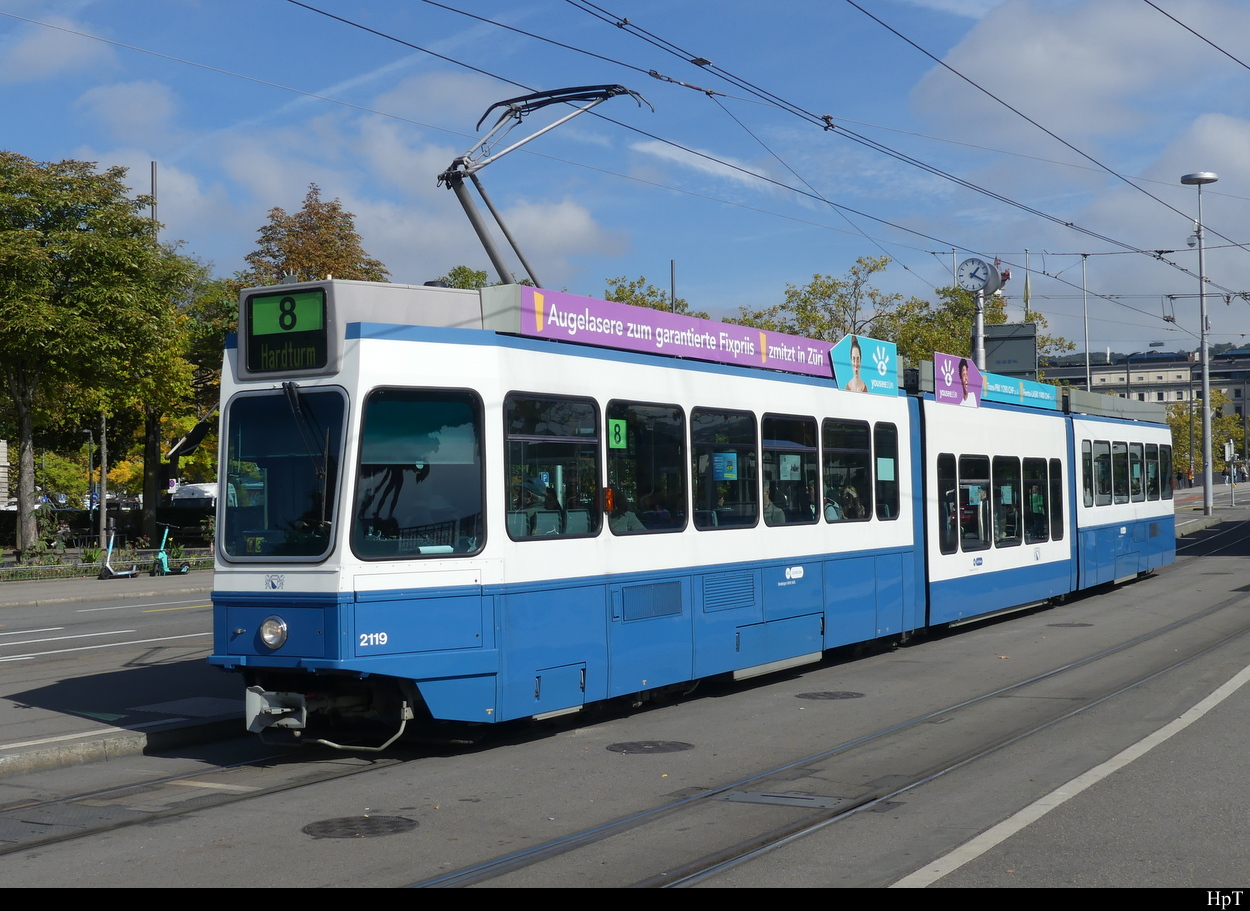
left=282, top=381, right=331, bottom=528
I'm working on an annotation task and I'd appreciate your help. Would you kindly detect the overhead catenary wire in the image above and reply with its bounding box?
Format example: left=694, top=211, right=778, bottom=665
left=386, top=0, right=1244, bottom=299
left=840, top=0, right=1250, bottom=259
left=0, top=6, right=962, bottom=293
left=7, top=4, right=1230, bottom=340
left=283, top=0, right=1234, bottom=337
left=422, top=0, right=1250, bottom=206
left=1143, top=0, right=1250, bottom=74
left=558, top=2, right=1246, bottom=297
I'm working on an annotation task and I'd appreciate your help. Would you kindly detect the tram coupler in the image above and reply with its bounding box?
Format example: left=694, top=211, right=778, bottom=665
left=245, top=685, right=307, bottom=733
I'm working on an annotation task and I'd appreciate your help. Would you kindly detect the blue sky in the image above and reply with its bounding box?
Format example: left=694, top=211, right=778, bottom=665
left=4, top=0, right=1250, bottom=355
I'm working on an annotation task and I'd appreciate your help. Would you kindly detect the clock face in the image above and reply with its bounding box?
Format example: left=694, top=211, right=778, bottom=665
left=957, top=258, right=1001, bottom=294
left=957, top=258, right=990, bottom=291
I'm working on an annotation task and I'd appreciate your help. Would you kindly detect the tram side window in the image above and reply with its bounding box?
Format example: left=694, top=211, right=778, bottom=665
left=1161, top=445, right=1174, bottom=500
left=1112, top=441, right=1129, bottom=504
left=352, top=388, right=483, bottom=559
left=822, top=419, right=871, bottom=522
left=762, top=415, right=818, bottom=525
left=1130, top=442, right=1145, bottom=502
left=692, top=408, right=757, bottom=529
left=875, top=423, right=900, bottom=520
left=1092, top=440, right=1112, bottom=506
left=959, top=455, right=992, bottom=552
left=606, top=401, right=686, bottom=535
left=1145, top=444, right=1160, bottom=500
left=937, top=453, right=958, bottom=554
left=1023, top=457, right=1048, bottom=544
left=505, top=394, right=601, bottom=539
left=993, top=456, right=1022, bottom=547
left=1082, top=440, right=1094, bottom=507
left=1049, top=458, right=1064, bottom=541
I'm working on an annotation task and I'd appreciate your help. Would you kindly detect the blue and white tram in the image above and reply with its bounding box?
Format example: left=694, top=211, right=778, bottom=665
left=922, top=398, right=1074, bottom=624
left=208, top=279, right=1173, bottom=741
left=1070, top=412, right=1176, bottom=587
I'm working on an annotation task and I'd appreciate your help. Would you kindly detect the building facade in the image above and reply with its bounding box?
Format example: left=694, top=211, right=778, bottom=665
left=1045, top=350, right=1250, bottom=462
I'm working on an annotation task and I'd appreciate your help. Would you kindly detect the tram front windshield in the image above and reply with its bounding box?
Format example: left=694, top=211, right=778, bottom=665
left=221, top=388, right=345, bottom=559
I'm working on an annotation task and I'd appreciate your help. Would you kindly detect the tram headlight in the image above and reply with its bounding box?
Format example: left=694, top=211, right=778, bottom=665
left=259, top=615, right=289, bottom=650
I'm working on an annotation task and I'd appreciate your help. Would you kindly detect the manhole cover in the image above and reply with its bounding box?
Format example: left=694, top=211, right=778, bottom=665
left=302, top=816, right=418, bottom=839
left=605, top=740, right=693, bottom=754
left=796, top=691, right=865, bottom=700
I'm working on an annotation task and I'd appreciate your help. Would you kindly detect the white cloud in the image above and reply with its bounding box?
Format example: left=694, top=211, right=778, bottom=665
left=629, top=139, right=773, bottom=189
left=0, top=14, right=114, bottom=84
left=371, top=71, right=502, bottom=132
left=354, top=194, right=626, bottom=288
left=911, top=0, right=1250, bottom=145
left=895, top=0, right=1006, bottom=17
left=352, top=116, right=459, bottom=202
left=75, top=80, right=180, bottom=144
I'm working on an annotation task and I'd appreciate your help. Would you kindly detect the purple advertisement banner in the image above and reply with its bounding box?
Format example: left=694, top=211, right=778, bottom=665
left=520, top=287, right=834, bottom=378
left=934, top=351, right=982, bottom=407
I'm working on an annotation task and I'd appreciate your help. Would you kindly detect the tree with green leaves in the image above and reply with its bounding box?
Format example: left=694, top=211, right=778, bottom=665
left=728, top=256, right=1072, bottom=367
left=877, top=285, right=1073, bottom=365
left=439, top=265, right=490, bottom=290
left=1168, top=389, right=1240, bottom=476
left=0, top=152, right=199, bottom=550
left=603, top=275, right=708, bottom=319
left=875, top=286, right=1003, bottom=363
left=243, top=183, right=389, bottom=285
left=152, top=272, right=241, bottom=503
left=730, top=257, right=922, bottom=341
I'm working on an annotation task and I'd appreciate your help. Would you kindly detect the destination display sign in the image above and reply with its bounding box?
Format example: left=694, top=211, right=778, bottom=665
left=244, top=288, right=329, bottom=373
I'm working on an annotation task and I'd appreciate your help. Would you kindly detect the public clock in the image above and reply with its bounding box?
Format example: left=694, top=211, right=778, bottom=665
left=957, top=257, right=1002, bottom=295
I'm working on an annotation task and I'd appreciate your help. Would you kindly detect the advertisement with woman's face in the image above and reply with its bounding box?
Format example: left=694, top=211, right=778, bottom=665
left=832, top=334, right=897, bottom=396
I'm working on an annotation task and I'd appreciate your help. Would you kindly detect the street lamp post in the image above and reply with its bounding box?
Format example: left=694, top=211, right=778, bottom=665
left=1189, top=368, right=1196, bottom=487
left=1182, top=171, right=1217, bottom=516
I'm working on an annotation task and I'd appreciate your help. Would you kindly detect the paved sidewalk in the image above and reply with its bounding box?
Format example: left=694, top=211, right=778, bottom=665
left=0, top=570, right=236, bottom=777
left=0, top=568, right=212, bottom=610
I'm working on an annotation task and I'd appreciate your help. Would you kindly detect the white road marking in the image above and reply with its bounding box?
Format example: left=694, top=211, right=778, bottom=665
left=892, top=661, right=1250, bottom=887
left=0, top=630, right=136, bottom=648
left=0, top=632, right=210, bottom=662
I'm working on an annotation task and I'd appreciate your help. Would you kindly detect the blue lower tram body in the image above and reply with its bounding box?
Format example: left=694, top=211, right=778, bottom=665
left=211, top=547, right=923, bottom=725
left=1078, top=514, right=1176, bottom=589
left=212, top=516, right=1175, bottom=727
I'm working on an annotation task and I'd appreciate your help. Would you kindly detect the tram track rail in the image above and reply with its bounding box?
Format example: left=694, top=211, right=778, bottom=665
left=0, top=743, right=405, bottom=857
left=412, top=520, right=1250, bottom=888
left=652, top=610, right=1250, bottom=887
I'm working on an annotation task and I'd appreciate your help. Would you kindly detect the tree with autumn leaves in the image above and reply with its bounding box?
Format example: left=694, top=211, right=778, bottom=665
left=242, top=184, right=388, bottom=285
